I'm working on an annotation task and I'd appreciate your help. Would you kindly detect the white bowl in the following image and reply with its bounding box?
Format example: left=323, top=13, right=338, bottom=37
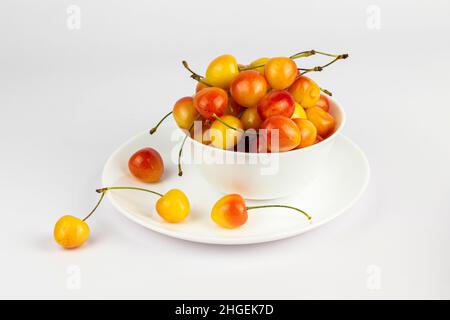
left=187, top=96, right=346, bottom=200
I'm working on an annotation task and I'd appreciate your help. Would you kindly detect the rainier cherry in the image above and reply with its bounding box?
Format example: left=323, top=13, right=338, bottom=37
left=289, top=76, right=321, bottom=108
left=54, top=216, right=90, bottom=249
left=210, top=115, right=244, bottom=150
left=306, top=106, right=336, bottom=138
left=211, top=194, right=312, bottom=229
left=193, top=87, right=228, bottom=120
left=230, top=70, right=268, bottom=108
left=172, top=97, right=198, bottom=130
left=257, top=90, right=295, bottom=120
left=205, top=54, right=239, bottom=89
left=293, top=118, right=317, bottom=148
left=260, top=115, right=301, bottom=152
left=129, top=148, right=164, bottom=183
left=264, top=57, right=298, bottom=90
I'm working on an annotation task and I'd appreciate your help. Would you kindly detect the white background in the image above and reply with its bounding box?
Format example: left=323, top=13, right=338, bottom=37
left=1, top=0, right=449, bottom=299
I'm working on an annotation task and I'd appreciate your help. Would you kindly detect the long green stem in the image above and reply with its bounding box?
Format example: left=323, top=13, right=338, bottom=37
left=82, top=187, right=164, bottom=221
left=82, top=191, right=106, bottom=221
left=178, top=129, right=191, bottom=177
left=212, top=114, right=257, bottom=135
left=96, top=187, right=164, bottom=197
left=300, top=54, right=348, bottom=76
left=177, top=120, right=199, bottom=177
left=150, top=111, right=173, bottom=135
left=290, top=50, right=345, bottom=60
left=289, top=50, right=317, bottom=60
left=247, top=205, right=312, bottom=221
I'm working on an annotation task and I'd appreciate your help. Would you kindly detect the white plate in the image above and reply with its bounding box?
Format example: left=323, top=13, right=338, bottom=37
left=102, top=127, right=370, bottom=245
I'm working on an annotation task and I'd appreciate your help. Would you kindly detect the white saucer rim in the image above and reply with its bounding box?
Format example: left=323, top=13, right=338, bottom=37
left=101, top=132, right=370, bottom=245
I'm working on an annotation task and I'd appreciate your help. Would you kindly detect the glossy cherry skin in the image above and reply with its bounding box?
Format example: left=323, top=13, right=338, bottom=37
left=315, top=94, right=330, bottom=112
left=240, top=107, right=262, bottom=130
left=291, top=102, right=307, bottom=119
left=230, top=70, right=268, bottom=108
left=173, top=97, right=198, bottom=130
left=260, top=115, right=301, bottom=152
left=249, top=57, right=269, bottom=75
left=193, top=87, right=228, bottom=120
left=293, top=118, right=317, bottom=148
left=210, top=115, right=244, bottom=150
left=205, top=54, right=239, bottom=89
left=288, top=76, right=320, bottom=108
left=211, top=194, right=248, bottom=229
left=306, top=106, right=336, bottom=138
left=128, top=148, right=164, bottom=183
left=54, top=216, right=89, bottom=249
left=265, top=57, right=298, bottom=90
left=156, top=189, right=190, bottom=223
left=257, top=90, right=295, bottom=120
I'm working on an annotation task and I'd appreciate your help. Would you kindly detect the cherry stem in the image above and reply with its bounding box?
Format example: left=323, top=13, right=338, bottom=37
left=299, top=54, right=348, bottom=76
left=240, top=50, right=348, bottom=72
left=178, top=121, right=197, bottom=177
left=246, top=205, right=312, bottom=221
left=212, top=114, right=257, bottom=135
left=82, top=187, right=164, bottom=222
left=96, top=186, right=164, bottom=197
left=150, top=111, right=173, bottom=135
left=82, top=191, right=106, bottom=221
left=182, top=60, right=212, bottom=86
left=320, top=88, right=333, bottom=96
left=290, top=50, right=345, bottom=60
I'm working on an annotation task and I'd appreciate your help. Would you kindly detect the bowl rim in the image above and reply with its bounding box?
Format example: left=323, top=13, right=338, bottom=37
left=184, top=95, right=347, bottom=156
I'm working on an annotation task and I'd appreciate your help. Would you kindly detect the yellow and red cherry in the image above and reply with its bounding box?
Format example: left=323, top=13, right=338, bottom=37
left=315, top=94, right=330, bottom=112
left=230, top=70, right=268, bottom=108
left=172, top=97, right=198, bottom=130
left=211, top=194, right=248, bottom=229
left=128, top=148, right=164, bottom=183
left=288, top=76, right=321, bottom=108
left=205, top=54, right=239, bottom=89
left=54, top=215, right=90, bottom=249
left=240, top=107, right=262, bottom=130
left=293, top=118, right=317, bottom=148
left=257, top=90, right=295, bottom=120
left=291, top=102, right=307, bottom=120
left=210, top=115, right=244, bottom=150
left=264, top=57, right=298, bottom=90
left=260, top=115, right=301, bottom=152
left=249, top=57, right=269, bottom=75
left=211, top=194, right=312, bottom=229
left=306, top=106, right=336, bottom=138
left=193, top=87, right=228, bottom=120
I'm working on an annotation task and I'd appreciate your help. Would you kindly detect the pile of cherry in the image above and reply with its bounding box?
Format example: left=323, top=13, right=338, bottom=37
left=153, top=50, right=347, bottom=154
left=53, top=50, right=347, bottom=249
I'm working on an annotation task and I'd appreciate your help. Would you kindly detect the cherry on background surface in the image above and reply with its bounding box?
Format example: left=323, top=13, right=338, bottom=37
left=128, top=148, right=164, bottom=183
